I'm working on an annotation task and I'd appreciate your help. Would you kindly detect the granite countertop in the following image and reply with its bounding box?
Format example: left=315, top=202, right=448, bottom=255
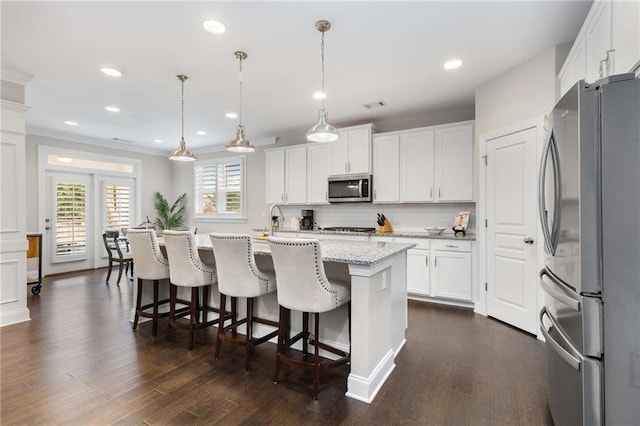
left=190, top=235, right=415, bottom=266
left=273, top=228, right=476, bottom=241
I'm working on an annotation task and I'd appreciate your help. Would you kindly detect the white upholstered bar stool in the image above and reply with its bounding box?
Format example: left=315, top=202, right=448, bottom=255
left=209, top=233, right=279, bottom=371
left=267, top=236, right=351, bottom=400
left=163, top=230, right=223, bottom=350
left=126, top=228, right=171, bottom=337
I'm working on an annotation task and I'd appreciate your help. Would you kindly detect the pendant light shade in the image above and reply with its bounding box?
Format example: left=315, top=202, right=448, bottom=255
left=307, top=20, right=339, bottom=143
left=169, top=75, right=196, bottom=161
left=226, top=51, right=255, bottom=153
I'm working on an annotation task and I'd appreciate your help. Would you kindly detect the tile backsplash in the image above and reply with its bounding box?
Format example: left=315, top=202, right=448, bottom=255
left=278, top=203, right=476, bottom=231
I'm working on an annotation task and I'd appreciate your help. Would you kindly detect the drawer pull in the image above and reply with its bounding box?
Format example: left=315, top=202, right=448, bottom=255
left=445, top=244, right=458, bottom=248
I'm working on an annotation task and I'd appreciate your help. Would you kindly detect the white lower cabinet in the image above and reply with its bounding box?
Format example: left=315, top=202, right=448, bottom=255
left=431, top=251, right=472, bottom=301
left=406, top=249, right=430, bottom=295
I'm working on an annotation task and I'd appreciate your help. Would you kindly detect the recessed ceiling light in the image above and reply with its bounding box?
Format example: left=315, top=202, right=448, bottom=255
left=105, top=106, right=120, bottom=112
left=101, top=67, right=122, bottom=77
left=203, top=20, right=226, bottom=34
left=313, top=91, right=327, bottom=100
left=444, top=59, right=463, bottom=70
left=153, top=139, right=163, bottom=144
left=225, top=112, right=238, bottom=119
left=196, top=131, right=207, bottom=135
left=57, top=157, right=73, bottom=163
left=64, top=121, right=78, bottom=126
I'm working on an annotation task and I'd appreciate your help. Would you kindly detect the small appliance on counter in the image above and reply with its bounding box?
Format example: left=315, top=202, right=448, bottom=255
left=301, top=209, right=314, bottom=230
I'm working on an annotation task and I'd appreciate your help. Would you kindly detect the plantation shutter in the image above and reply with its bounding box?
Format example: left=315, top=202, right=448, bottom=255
left=195, top=164, right=217, bottom=214
left=218, top=161, right=242, bottom=213
left=105, top=185, right=131, bottom=229
left=194, top=156, right=245, bottom=218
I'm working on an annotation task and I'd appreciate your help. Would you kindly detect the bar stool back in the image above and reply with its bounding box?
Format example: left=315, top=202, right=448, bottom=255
left=267, top=236, right=351, bottom=400
left=163, top=230, right=222, bottom=350
left=209, top=233, right=279, bottom=371
left=126, top=229, right=171, bottom=337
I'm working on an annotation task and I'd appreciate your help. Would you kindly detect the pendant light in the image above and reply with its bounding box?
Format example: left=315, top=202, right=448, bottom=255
left=226, top=51, right=255, bottom=153
left=169, top=74, right=196, bottom=161
left=307, top=20, right=339, bottom=143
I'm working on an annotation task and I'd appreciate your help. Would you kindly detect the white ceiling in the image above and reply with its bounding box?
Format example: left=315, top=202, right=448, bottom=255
left=2, top=1, right=591, bottom=155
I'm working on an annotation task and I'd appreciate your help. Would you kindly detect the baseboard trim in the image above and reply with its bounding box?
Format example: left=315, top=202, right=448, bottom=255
left=346, top=349, right=395, bottom=404
left=0, top=307, right=31, bottom=327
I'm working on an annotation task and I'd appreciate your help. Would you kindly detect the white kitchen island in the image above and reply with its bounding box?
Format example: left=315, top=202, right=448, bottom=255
left=147, top=235, right=414, bottom=403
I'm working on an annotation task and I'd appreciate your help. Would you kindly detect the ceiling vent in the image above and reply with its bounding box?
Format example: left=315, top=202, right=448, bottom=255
left=112, top=137, right=134, bottom=143
left=362, top=101, right=386, bottom=109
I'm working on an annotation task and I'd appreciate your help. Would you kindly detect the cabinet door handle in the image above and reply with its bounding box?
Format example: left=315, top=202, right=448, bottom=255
left=438, top=188, right=441, bottom=198
left=345, top=162, right=348, bottom=172
left=445, top=244, right=458, bottom=248
left=325, top=191, right=328, bottom=201
left=435, top=257, right=438, bottom=268
left=599, top=59, right=607, bottom=78
left=374, top=190, right=377, bottom=200
left=426, top=255, right=429, bottom=267
left=285, top=193, right=288, bottom=202
left=281, top=193, right=284, bottom=202
left=348, top=162, right=351, bottom=173
left=606, top=49, right=615, bottom=76
left=430, top=188, right=433, bottom=199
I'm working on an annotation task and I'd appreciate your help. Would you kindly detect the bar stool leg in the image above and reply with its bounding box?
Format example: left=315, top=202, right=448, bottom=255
left=313, top=312, right=320, bottom=400
left=202, top=285, right=209, bottom=325
left=302, top=312, right=309, bottom=358
left=152, top=280, right=159, bottom=337
left=231, top=297, right=238, bottom=336
left=133, top=278, right=143, bottom=331
left=188, top=287, right=197, bottom=351
left=274, top=305, right=286, bottom=383
left=167, top=284, right=176, bottom=339
left=245, top=298, right=254, bottom=371
left=215, top=293, right=226, bottom=359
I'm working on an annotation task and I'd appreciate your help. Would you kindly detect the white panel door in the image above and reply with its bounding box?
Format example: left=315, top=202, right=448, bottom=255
left=486, top=127, right=538, bottom=334
left=402, top=130, right=434, bottom=202
left=372, top=134, right=400, bottom=203
left=307, top=144, right=330, bottom=204
left=265, top=150, right=285, bottom=204
left=329, top=137, right=349, bottom=175
left=585, top=0, right=612, bottom=82
left=285, top=146, right=307, bottom=204
left=435, top=124, right=473, bottom=201
left=347, top=127, right=371, bottom=175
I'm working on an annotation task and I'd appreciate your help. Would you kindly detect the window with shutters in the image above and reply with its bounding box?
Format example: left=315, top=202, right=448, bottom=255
left=54, top=182, right=87, bottom=260
left=105, top=184, right=131, bottom=229
left=194, top=156, right=246, bottom=221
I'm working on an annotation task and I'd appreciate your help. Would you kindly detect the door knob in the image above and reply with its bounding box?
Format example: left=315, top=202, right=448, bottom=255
left=524, top=237, right=534, bottom=244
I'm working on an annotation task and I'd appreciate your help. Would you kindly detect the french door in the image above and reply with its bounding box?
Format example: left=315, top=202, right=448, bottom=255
left=45, top=172, right=93, bottom=275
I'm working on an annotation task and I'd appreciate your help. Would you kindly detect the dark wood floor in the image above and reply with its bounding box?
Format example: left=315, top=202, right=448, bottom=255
left=1, top=270, right=552, bottom=425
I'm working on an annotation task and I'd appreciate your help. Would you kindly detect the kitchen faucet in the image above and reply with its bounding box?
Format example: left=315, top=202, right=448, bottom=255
left=269, top=203, right=284, bottom=236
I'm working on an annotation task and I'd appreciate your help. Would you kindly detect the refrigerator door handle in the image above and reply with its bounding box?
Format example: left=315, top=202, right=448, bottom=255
left=540, top=269, right=580, bottom=311
left=549, top=131, right=562, bottom=252
left=540, top=308, right=581, bottom=371
left=538, top=130, right=555, bottom=254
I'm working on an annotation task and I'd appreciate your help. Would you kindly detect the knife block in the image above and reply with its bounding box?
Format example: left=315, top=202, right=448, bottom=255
left=378, top=218, right=393, bottom=233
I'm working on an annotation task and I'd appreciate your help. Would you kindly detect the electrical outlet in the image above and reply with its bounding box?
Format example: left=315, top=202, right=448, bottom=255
left=381, top=271, right=387, bottom=290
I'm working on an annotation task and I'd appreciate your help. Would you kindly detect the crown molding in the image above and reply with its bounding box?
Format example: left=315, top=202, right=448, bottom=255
left=0, top=99, right=31, bottom=112
left=27, top=126, right=168, bottom=157
left=1, top=68, right=34, bottom=86
left=194, top=136, right=278, bottom=154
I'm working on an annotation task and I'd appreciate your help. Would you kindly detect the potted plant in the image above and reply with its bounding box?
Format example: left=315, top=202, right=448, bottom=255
left=153, top=192, right=187, bottom=231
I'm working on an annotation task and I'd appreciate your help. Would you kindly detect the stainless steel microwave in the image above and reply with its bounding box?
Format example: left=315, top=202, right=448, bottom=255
left=327, top=174, right=372, bottom=203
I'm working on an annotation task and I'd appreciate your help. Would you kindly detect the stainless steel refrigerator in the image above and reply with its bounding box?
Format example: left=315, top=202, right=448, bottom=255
left=539, top=73, right=640, bottom=425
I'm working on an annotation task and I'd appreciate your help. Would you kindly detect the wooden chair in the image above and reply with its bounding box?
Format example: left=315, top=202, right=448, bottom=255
left=102, top=230, right=133, bottom=285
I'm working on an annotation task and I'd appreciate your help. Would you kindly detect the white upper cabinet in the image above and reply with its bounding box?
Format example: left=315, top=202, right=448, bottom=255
left=265, top=150, right=285, bottom=204
left=265, top=146, right=307, bottom=205
left=435, top=124, right=474, bottom=202
left=307, top=143, right=331, bottom=204
left=285, top=146, right=307, bottom=204
left=372, top=134, right=400, bottom=203
left=401, top=129, right=434, bottom=202
left=330, top=124, right=373, bottom=175
left=559, top=0, right=640, bottom=97
left=372, top=121, right=473, bottom=204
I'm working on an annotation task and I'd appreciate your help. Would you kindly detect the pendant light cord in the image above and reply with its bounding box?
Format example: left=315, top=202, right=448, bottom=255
left=321, top=28, right=326, bottom=110
left=180, top=78, right=185, bottom=143
left=238, top=54, right=244, bottom=130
